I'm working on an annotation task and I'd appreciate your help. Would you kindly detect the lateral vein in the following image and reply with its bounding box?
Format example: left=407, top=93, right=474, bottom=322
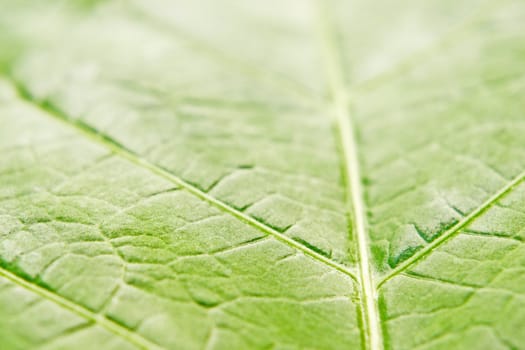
left=9, top=78, right=359, bottom=283
left=316, top=2, right=382, bottom=350
left=0, top=266, right=163, bottom=350
left=378, top=169, right=525, bottom=289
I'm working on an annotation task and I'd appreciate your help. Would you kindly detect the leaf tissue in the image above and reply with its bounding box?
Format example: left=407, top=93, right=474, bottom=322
left=0, top=1, right=524, bottom=349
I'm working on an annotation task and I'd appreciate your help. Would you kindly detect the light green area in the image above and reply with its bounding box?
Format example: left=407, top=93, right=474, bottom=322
left=0, top=0, right=524, bottom=349
left=381, top=183, right=525, bottom=349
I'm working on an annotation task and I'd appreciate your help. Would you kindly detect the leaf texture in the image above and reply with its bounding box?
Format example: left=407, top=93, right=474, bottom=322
left=0, top=0, right=524, bottom=349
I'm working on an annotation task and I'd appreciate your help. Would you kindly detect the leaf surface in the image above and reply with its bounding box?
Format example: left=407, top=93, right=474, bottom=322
left=0, top=0, right=524, bottom=349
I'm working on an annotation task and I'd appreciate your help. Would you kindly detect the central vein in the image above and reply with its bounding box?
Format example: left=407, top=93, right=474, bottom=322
left=316, top=2, right=383, bottom=349
left=334, top=92, right=382, bottom=350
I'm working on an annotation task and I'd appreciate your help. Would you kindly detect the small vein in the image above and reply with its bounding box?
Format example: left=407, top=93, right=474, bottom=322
left=316, top=2, right=382, bottom=350
left=9, top=78, right=358, bottom=283
left=0, top=266, right=163, bottom=350
left=38, top=322, right=95, bottom=347
left=378, top=168, right=525, bottom=289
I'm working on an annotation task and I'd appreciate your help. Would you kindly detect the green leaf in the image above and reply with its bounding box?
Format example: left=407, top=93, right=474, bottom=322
left=1, top=0, right=524, bottom=349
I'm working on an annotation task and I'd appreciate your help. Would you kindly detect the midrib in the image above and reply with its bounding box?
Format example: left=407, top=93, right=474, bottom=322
left=315, top=2, right=382, bottom=350
left=334, top=92, right=382, bottom=350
